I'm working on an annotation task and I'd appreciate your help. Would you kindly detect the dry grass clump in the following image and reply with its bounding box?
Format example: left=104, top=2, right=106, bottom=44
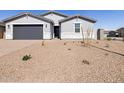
left=82, top=60, right=90, bottom=65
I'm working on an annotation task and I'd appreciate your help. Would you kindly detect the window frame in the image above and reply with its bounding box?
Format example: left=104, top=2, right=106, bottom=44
left=74, top=23, right=81, bottom=33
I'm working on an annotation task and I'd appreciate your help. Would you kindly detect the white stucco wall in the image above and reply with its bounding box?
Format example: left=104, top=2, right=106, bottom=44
left=43, top=13, right=66, bottom=26
left=60, top=18, right=96, bottom=39
left=5, top=16, right=52, bottom=39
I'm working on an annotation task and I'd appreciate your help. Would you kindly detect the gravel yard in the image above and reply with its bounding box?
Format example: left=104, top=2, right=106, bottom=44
left=0, top=40, right=123, bottom=82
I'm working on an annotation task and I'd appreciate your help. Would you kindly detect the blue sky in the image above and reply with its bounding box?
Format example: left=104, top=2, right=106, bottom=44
left=0, top=10, right=124, bottom=30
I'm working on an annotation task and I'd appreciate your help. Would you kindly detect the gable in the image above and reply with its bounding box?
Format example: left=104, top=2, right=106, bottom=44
left=43, top=13, right=67, bottom=26
left=5, top=16, right=51, bottom=24
left=59, top=15, right=96, bottom=24
left=3, top=13, right=53, bottom=24
left=41, top=11, right=68, bottom=18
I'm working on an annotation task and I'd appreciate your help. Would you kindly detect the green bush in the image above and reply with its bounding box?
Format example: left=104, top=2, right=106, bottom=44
left=22, top=54, right=32, bottom=61
left=106, top=37, right=112, bottom=41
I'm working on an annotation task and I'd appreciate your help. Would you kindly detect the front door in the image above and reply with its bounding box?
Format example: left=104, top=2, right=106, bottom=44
left=54, top=26, right=60, bottom=38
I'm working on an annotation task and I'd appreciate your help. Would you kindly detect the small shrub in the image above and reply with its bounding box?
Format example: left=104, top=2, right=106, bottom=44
left=104, top=43, right=109, bottom=48
left=105, top=53, right=109, bottom=56
left=80, top=41, right=84, bottom=44
left=96, top=41, right=99, bottom=44
left=107, top=37, right=112, bottom=41
left=42, top=41, right=45, bottom=46
left=73, top=41, right=75, bottom=43
left=113, top=38, right=116, bottom=40
left=64, top=42, right=66, bottom=45
left=82, top=60, right=90, bottom=65
left=22, top=54, right=32, bottom=61
left=68, top=48, right=71, bottom=50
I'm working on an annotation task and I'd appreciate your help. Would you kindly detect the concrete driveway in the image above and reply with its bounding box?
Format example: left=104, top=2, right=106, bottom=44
left=0, top=39, right=39, bottom=57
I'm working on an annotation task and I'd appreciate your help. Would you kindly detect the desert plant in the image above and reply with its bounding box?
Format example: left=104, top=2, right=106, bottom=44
left=80, top=41, right=84, bottom=44
left=106, top=37, right=112, bottom=41
left=80, top=41, right=84, bottom=46
left=81, top=26, right=85, bottom=43
left=42, top=41, right=45, bottom=46
left=104, top=43, right=109, bottom=48
left=96, top=41, right=99, bottom=44
left=64, top=42, right=66, bottom=45
left=123, top=33, right=124, bottom=42
left=82, top=60, right=90, bottom=65
left=68, top=48, right=71, bottom=50
left=22, top=54, right=32, bottom=61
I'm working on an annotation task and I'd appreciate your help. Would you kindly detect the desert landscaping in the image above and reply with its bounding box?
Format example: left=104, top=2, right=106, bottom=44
left=0, top=40, right=123, bottom=82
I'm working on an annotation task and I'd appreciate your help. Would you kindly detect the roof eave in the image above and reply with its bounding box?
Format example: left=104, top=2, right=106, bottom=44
left=0, top=21, right=5, bottom=26
left=59, top=15, right=97, bottom=24
left=40, top=11, right=68, bottom=17
left=2, top=13, right=54, bottom=24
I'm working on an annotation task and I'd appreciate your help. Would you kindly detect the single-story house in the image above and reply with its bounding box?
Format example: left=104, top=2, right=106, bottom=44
left=0, top=22, right=5, bottom=39
left=2, top=11, right=97, bottom=40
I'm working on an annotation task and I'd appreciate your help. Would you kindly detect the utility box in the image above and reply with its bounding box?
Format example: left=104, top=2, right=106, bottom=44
left=97, top=29, right=105, bottom=40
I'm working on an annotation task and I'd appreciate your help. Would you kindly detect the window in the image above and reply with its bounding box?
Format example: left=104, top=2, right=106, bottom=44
left=75, top=23, right=80, bottom=33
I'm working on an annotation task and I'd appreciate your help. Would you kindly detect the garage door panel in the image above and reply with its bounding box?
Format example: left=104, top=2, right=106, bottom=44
left=13, top=25, right=43, bottom=40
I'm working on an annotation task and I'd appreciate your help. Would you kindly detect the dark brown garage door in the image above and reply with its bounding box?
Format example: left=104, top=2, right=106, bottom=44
left=13, top=25, right=43, bottom=40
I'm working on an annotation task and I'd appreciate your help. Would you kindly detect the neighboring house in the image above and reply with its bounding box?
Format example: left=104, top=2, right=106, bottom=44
left=108, top=31, right=118, bottom=37
left=0, top=22, right=5, bottom=39
left=97, top=29, right=118, bottom=40
left=2, top=11, right=96, bottom=40
left=117, top=27, right=124, bottom=37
